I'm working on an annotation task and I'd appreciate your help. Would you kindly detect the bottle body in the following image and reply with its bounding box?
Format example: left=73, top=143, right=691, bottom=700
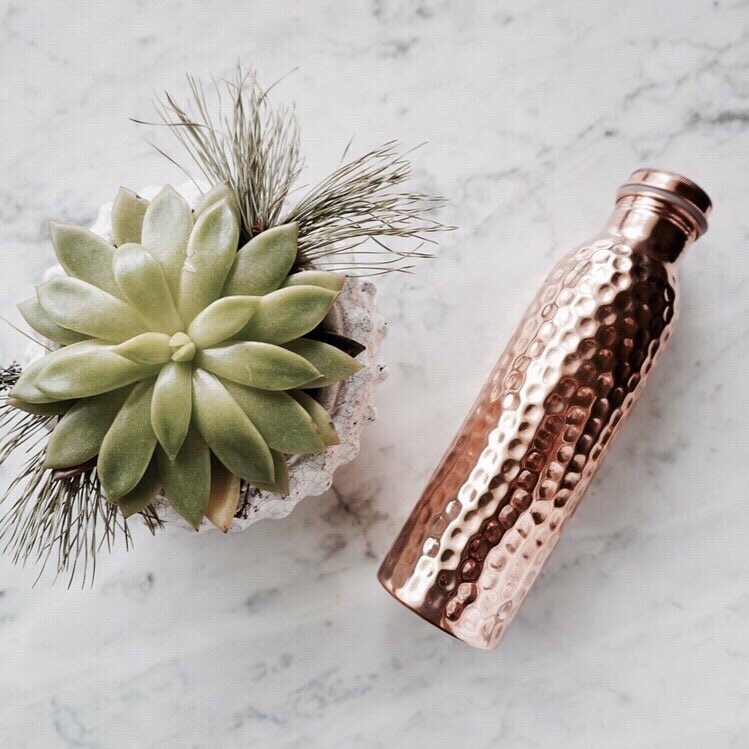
left=378, top=170, right=711, bottom=649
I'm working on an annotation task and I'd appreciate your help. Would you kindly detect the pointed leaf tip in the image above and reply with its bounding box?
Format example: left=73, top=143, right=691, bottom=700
left=48, top=221, right=121, bottom=297
left=151, top=361, right=192, bottom=461
left=35, top=341, right=160, bottom=400
left=291, top=390, right=340, bottom=447
left=187, top=296, right=259, bottom=349
left=196, top=342, right=320, bottom=390
left=283, top=339, right=363, bottom=388
left=18, top=297, right=86, bottom=345
left=158, top=426, right=211, bottom=529
left=191, top=368, right=274, bottom=484
left=251, top=451, right=290, bottom=495
left=112, top=187, right=149, bottom=246
left=98, top=380, right=157, bottom=501
left=114, top=333, right=171, bottom=365
left=44, top=387, right=130, bottom=469
left=282, top=270, right=346, bottom=292
left=223, top=381, right=326, bottom=454
left=7, top=397, right=74, bottom=416
left=117, top=459, right=161, bottom=518
left=223, top=223, right=299, bottom=297
left=141, top=185, right=193, bottom=301
left=194, top=183, right=241, bottom=225
left=113, top=243, right=183, bottom=335
left=37, top=276, right=146, bottom=343
left=239, top=286, right=337, bottom=345
left=178, top=198, right=239, bottom=324
left=9, top=355, right=59, bottom=404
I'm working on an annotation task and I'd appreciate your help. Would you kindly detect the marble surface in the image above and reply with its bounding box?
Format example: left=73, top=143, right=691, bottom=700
left=1, top=1, right=748, bottom=747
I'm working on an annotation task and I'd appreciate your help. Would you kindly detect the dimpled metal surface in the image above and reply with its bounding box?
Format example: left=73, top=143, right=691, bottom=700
left=378, top=172, right=711, bottom=649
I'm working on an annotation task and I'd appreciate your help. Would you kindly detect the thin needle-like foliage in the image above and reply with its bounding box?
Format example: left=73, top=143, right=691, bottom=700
left=139, top=65, right=452, bottom=274
left=0, top=66, right=452, bottom=583
left=137, top=67, right=301, bottom=242
left=0, top=365, right=162, bottom=586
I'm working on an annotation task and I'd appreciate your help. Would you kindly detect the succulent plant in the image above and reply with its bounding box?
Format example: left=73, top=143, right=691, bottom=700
left=10, top=184, right=361, bottom=530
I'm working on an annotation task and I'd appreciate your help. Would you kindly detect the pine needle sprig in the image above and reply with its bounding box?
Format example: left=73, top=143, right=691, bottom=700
left=0, top=362, right=22, bottom=392
left=140, top=64, right=452, bottom=275
left=283, top=140, right=448, bottom=270
left=0, top=365, right=163, bottom=586
left=138, top=66, right=302, bottom=243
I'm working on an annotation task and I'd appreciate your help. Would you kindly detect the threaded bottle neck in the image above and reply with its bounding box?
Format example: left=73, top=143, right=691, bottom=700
left=603, top=169, right=712, bottom=263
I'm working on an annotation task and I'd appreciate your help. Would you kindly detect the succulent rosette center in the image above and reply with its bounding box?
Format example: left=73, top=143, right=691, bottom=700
left=11, top=185, right=361, bottom=529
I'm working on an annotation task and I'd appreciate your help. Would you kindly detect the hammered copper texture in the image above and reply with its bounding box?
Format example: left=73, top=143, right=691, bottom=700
left=379, top=173, right=711, bottom=649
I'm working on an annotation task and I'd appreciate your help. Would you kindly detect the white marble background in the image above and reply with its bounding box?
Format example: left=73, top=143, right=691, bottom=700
left=1, top=1, right=748, bottom=746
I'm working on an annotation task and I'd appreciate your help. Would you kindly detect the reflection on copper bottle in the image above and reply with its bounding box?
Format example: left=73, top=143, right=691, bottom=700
left=378, top=169, right=712, bottom=650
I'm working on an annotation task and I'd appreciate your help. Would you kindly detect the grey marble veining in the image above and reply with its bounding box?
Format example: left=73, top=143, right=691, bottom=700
left=1, top=1, right=748, bottom=747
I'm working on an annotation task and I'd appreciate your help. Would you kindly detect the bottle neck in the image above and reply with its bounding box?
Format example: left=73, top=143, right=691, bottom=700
left=603, top=193, right=701, bottom=264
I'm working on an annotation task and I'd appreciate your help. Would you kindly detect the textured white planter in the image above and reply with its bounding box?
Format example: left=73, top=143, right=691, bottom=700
left=31, top=183, right=386, bottom=532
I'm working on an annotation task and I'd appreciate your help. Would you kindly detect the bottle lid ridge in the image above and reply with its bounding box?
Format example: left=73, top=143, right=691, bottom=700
left=616, top=169, right=711, bottom=237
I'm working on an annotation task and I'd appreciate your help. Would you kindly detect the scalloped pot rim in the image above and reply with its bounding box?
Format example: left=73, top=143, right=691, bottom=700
left=26, top=182, right=387, bottom=533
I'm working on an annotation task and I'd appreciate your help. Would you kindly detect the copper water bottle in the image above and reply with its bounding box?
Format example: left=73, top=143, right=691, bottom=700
left=378, top=169, right=712, bottom=649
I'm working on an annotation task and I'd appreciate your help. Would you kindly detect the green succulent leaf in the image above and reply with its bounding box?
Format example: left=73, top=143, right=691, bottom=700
left=98, top=380, right=157, bottom=501
left=18, top=297, right=87, bottom=345
left=177, top=199, right=239, bottom=325
left=222, top=380, right=325, bottom=454
left=151, top=361, right=192, bottom=461
left=141, top=185, right=193, bottom=300
left=9, top=354, right=59, bottom=404
left=44, top=387, right=130, bottom=469
left=116, top=458, right=160, bottom=518
left=114, top=333, right=171, bottom=365
left=49, top=222, right=120, bottom=298
left=11, top=342, right=112, bottom=404
left=113, top=243, right=183, bottom=335
left=194, top=183, right=241, bottom=224
left=196, top=342, right=320, bottom=390
left=223, top=223, right=298, bottom=297
left=158, top=425, right=211, bottom=529
left=187, top=296, right=259, bottom=350
left=171, top=342, right=196, bottom=362
left=239, top=286, right=337, bottom=344
left=252, top=450, right=290, bottom=495
left=271, top=452, right=290, bottom=494
left=35, top=342, right=160, bottom=400
left=282, top=270, right=346, bottom=292
left=169, top=332, right=190, bottom=348
left=7, top=397, right=74, bottom=416
left=291, top=390, right=341, bottom=447
left=37, top=276, right=147, bottom=343
left=191, top=368, right=274, bottom=484
left=283, top=339, right=363, bottom=388
left=111, top=187, right=149, bottom=247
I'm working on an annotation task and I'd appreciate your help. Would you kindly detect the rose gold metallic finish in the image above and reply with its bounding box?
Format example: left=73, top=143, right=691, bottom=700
left=378, top=170, right=711, bottom=649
